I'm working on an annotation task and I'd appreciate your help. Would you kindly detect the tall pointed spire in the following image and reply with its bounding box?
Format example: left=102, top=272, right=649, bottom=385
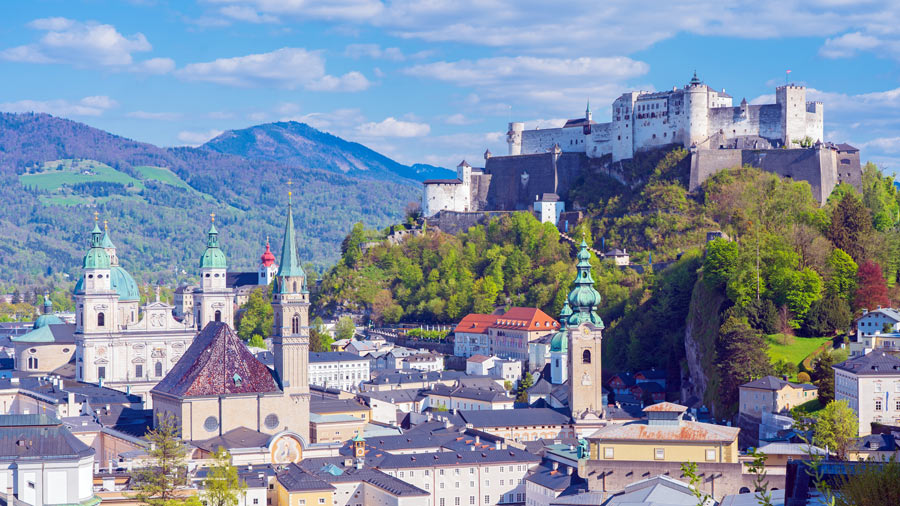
left=566, top=238, right=603, bottom=327
left=277, top=181, right=305, bottom=287
left=585, top=99, right=591, bottom=121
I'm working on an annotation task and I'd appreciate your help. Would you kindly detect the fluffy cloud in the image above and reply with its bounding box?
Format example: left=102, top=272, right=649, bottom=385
left=177, top=47, right=370, bottom=91
left=344, top=43, right=405, bottom=61
left=0, top=95, right=118, bottom=117
left=356, top=117, right=430, bottom=137
left=207, top=0, right=384, bottom=23
left=219, top=5, right=279, bottom=23
left=1, top=18, right=169, bottom=72
left=177, top=129, right=224, bottom=146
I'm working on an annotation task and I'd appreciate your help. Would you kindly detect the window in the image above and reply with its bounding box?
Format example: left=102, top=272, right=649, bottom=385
left=706, top=449, right=716, bottom=461
left=485, top=496, right=490, bottom=504
left=470, top=497, right=475, bottom=505
left=292, top=314, right=301, bottom=334
left=440, top=500, right=445, bottom=506
left=604, top=447, right=614, bottom=459
left=654, top=448, right=665, bottom=460
left=583, top=350, right=591, bottom=364
left=455, top=498, right=460, bottom=506
left=214, top=310, right=221, bottom=322
left=155, top=362, right=163, bottom=377
left=27, top=357, right=38, bottom=370
left=896, top=400, right=900, bottom=411
left=876, top=400, right=883, bottom=411
left=253, top=500, right=258, bottom=505
left=135, top=364, right=143, bottom=377
left=98, top=366, right=106, bottom=379
left=318, top=499, right=325, bottom=505
left=97, top=312, right=105, bottom=327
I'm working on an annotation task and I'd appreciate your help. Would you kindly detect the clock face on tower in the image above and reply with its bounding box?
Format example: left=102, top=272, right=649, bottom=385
left=582, top=327, right=590, bottom=336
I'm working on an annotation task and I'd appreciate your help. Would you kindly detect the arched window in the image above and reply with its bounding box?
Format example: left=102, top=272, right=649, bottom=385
left=155, top=362, right=163, bottom=377
left=582, top=350, right=591, bottom=364
left=97, top=312, right=105, bottom=327
left=214, top=310, right=222, bottom=322
left=27, top=357, right=38, bottom=370
left=293, top=281, right=298, bottom=293
left=292, top=314, right=300, bottom=335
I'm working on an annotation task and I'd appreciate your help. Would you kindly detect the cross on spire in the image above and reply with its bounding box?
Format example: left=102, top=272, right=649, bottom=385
left=287, top=179, right=293, bottom=204
left=103, top=219, right=108, bottom=231
left=210, top=212, right=216, bottom=223
left=93, top=211, right=99, bottom=222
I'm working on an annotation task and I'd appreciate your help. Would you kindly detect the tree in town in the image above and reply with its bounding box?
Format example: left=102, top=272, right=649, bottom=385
left=715, top=315, right=773, bottom=410
left=334, top=315, right=356, bottom=341
left=814, top=400, right=859, bottom=461
left=828, top=191, right=873, bottom=262
left=202, top=446, right=245, bottom=506
left=516, top=372, right=534, bottom=403
left=237, top=288, right=273, bottom=348
left=834, top=458, right=900, bottom=506
left=854, top=261, right=891, bottom=312
left=132, top=414, right=189, bottom=506
left=309, top=317, right=334, bottom=353
left=811, top=351, right=837, bottom=405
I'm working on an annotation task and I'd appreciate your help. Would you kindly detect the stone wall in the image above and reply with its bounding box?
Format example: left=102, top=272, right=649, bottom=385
left=583, top=460, right=785, bottom=500
left=426, top=210, right=518, bottom=235
left=521, top=126, right=585, bottom=155
left=483, top=152, right=586, bottom=211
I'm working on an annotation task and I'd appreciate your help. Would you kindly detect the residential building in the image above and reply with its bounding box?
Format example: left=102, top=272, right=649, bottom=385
left=454, top=314, right=498, bottom=358
left=855, top=307, right=900, bottom=340
left=490, top=359, right=522, bottom=384
left=834, top=350, right=900, bottom=436
left=276, top=461, right=430, bottom=506
left=739, top=376, right=818, bottom=418
left=357, top=389, right=424, bottom=424
left=850, top=331, right=900, bottom=357
left=524, top=461, right=586, bottom=506
left=600, top=475, right=715, bottom=506
left=0, top=414, right=97, bottom=506
left=604, top=248, right=629, bottom=266
left=457, top=408, right=574, bottom=441
left=400, top=352, right=443, bottom=372
left=847, top=433, right=900, bottom=461
left=466, top=355, right=497, bottom=376
left=454, top=308, right=560, bottom=361
left=587, top=402, right=740, bottom=464
left=309, top=352, right=371, bottom=391
left=422, top=383, right=514, bottom=411
left=528, top=333, right=553, bottom=373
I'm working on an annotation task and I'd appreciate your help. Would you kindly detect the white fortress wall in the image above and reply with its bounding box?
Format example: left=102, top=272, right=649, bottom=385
left=805, top=102, right=824, bottom=142
left=632, top=95, right=678, bottom=152
left=521, top=126, right=585, bottom=154
left=586, top=123, right=613, bottom=159
left=423, top=182, right=468, bottom=216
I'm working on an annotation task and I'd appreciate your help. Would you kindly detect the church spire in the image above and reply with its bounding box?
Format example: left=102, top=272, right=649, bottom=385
left=585, top=99, right=591, bottom=121
left=277, top=182, right=305, bottom=289
left=199, top=213, right=227, bottom=269
left=566, top=238, right=603, bottom=327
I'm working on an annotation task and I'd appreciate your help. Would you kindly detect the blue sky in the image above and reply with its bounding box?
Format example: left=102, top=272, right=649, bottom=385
left=1, top=0, right=899, bottom=171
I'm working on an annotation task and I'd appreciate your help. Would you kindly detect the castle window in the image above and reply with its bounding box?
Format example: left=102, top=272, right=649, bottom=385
left=215, top=310, right=221, bottom=322
left=583, top=350, right=592, bottom=364
left=292, top=314, right=301, bottom=334
left=27, top=357, right=38, bottom=370
left=98, top=366, right=105, bottom=380
left=293, top=281, right=298, bottom=292
left=135, top=364, right=143, bottom=378
left=97, top=312, right=105, bottom=327
left=155, top=361, right=163, bottom=377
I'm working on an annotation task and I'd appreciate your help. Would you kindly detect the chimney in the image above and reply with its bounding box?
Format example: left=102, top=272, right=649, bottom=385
left=475, top=435, right=480, bottom=444
left=552, top=462, right=559, bottom=471
left=567, top=466, right=573, bottom=475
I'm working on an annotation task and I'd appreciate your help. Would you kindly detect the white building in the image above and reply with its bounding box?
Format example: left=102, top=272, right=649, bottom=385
left=308, top=352, right=371, bottom=392
left=466, top=355, right=497, bottom=376
left=453, top=314, right=497, bottom=358
left=490, top=359, right=522, bottom=384
left=534, top=193, right=565, bottom=225
left=834, top=350, right=900, bottom=436
left=400, top=353, right=443, bottom=372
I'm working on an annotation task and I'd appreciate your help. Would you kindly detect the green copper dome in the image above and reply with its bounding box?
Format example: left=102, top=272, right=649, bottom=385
left=200, top=223, right=228, bottom=269
left=101, top=230, right=115, bottom=249
left=566, top=239, right=604, bottom=328
left=33, top=314, right=64, bottom=329
left=549, top=302, right=573, bottom=353
left=83, top=222, right=111, bottom=269
left=74, top=266, right=140, bottom=301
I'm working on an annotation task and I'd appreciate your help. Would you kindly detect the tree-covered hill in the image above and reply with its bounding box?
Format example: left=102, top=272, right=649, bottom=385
left=317, top=147, right=900, bottom=417
left=0, top=113, right=421, bottom=283
left=202, top=122, right=454, bottom=182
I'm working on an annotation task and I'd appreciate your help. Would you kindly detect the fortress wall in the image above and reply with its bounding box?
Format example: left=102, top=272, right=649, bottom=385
left=427, top=210, right=518, bottom=235
left=836, top=150, right=862, bottom=189
left=806, top=110, right=824, bottom=142
left=633, top=112, right=676, bottom=152
left=483, top=152, right=587, bottom=211
left=690, top=148, right=839, bottom=204
left=423, top=182, right=467, bottom=216
left=470, top=172, right=493, bottom=212
left=757, top=105, right=783, bottom=142
left=587, top=123, right=613, bottom=159
left=522, top=126, right=585, bottom=154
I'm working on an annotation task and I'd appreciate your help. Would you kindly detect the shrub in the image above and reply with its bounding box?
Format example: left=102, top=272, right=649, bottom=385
left=797, top=371, right=811, bottom=383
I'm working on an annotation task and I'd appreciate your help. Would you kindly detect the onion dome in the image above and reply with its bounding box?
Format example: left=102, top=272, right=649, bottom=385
left=199, top=219, right=227, bottom=270
left=261, top=239, right=276, bottom=267
left=566, top=239, right=604, bottom=327
left=83, top=221, right=111, bottom=269
left=549, top=302, right=573, bottom=353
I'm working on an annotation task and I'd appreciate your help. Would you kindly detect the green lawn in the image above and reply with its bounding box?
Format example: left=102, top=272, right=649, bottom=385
left=20, top=159, right=143, bottom=191
left=766, top=334, right=833, bottom=369
left=133, top=165, right=192, bottom=190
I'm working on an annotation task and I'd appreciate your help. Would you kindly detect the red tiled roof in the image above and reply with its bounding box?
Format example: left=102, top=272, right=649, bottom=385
left=642, top=402, right=687, bottom=413
left=467, top=354, right=492, bottom=363
left=152, top=322, right=279, bottom=398
left=453, top=314, right=499, bottom=334
left=453, top=308, right=559, bottom=334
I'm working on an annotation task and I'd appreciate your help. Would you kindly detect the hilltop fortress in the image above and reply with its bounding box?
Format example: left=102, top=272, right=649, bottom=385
left=423, top=74, right=861, bottom=220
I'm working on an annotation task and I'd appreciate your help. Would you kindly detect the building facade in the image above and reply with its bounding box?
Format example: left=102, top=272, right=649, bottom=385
left=739, top=376, right=818, bottom=418
left=834, top=351, right=900, bottom=436
left=309, top=352, right=371, bottom=391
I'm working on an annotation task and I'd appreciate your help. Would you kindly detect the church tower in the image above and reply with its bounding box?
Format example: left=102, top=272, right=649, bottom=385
left=194, top=214, right=233, bottom=330
left=566, top=239, right=605, bottom=423
left=76, top=214, right=118, bottom=336
left=272, top=186, right=311, bottom=443
left=549, top=302, right=572, bottom=385
left=258, top=238, right=278, bottom=286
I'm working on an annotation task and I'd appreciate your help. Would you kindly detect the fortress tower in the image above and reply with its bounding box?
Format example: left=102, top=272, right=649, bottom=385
left=507, top=122, right=524, bottom=155
left=777, top=85, right=808, bottom=146
left=684, top=71, right=710, bottom=148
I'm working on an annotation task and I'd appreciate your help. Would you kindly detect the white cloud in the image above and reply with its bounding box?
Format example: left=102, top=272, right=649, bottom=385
left=177, top=47, right=370, bottom=91
left=177, top=129, right=223, bottom=146
left=127, top=110, right=182, bottom=120
left=219, top=5, right=278, bottom=23
left=207, top=0, right=384, bottom=22
left=444, top=113, right=477, bottom=125
left=1, top=17, right=170, bottom=72
left=861, top=136, right=900, bottom=153
left=820, top=31, right=885, bottom=58
left=208, top=111, right=235, bottom=119
left=355, top=117, right=430, bottom=137
left=405, top=56, right=647, bottom=86
left=344, top=43, right=405, bottom=61
left=0, top=95, right=118, bottom=117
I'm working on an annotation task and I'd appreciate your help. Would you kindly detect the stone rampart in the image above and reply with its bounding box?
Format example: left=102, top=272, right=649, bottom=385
left=426, top=210, right=518, bottom=235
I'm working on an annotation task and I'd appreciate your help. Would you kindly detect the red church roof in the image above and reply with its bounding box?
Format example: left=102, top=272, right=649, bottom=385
left=261, top=239, right=276, bottom=267
left=152, top=322, right=279, bottom=398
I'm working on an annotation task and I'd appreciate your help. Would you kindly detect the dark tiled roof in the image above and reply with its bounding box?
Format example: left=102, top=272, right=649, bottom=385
left=632, top=381, right=664, bottom=393
left=310, top=398, right=369, bottom=414
left=427, top=384, right=511, bottom=403
left=741, top=375, right=817, bottom=391
left=423, top=179, right=462, bottom=185
left=226, top=272, right=258, bottom=288
left=854, top=434, right=897, bottom=452
left=358, top=388, right=424, bottom=404
left=835, top=351, right=900, bottom=376
left=459, top=408, right=571, bottom=428
left=306, top=465, right=428, bottom=497
left=376, top=446, right=540, bottom=469
left=528, top=378, right=553, bottom=395
left=636, top=369, right=666, bottom=380
left=193, top=427, right=271, bottom=453
left=0, top=414, right=94, bottom=460
left=310, top=351, right=369, bottom=363
left=526, top=463, right=586, bottom=491
left=836, top=143, right=858, bottom=152
left=152, top=322, right=279, bottom=398
left=277, top=463, right=336, bottom=492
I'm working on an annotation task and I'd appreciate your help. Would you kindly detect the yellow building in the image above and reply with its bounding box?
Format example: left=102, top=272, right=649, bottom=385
left=587, top=402, right=740, bottom=464
left=274, top=465, right=335, bottom=506
left=739, top=375, right=818, bottom=418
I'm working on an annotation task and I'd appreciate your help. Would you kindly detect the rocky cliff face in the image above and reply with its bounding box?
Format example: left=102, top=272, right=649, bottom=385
left=681, top=276, right=728, bottom=417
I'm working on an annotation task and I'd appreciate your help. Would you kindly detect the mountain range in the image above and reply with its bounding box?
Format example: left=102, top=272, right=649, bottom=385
left=0, top=113, right=451, bottom=285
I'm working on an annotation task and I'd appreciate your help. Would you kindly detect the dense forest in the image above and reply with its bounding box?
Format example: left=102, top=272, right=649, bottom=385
left=0, top=113, right=423, bottom=284
left=315, top=147, right=900, bottom=416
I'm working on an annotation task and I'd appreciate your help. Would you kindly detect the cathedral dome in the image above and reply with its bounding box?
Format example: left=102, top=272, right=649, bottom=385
left=550, top=302, right=573, bottom=353
left=33, top=314, right=64, bottom=329
left=200, top=223, right=228, bottom=269
left=110, top=266, right=140, bottom=301
left=83, top=247, right=110, bottom=269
